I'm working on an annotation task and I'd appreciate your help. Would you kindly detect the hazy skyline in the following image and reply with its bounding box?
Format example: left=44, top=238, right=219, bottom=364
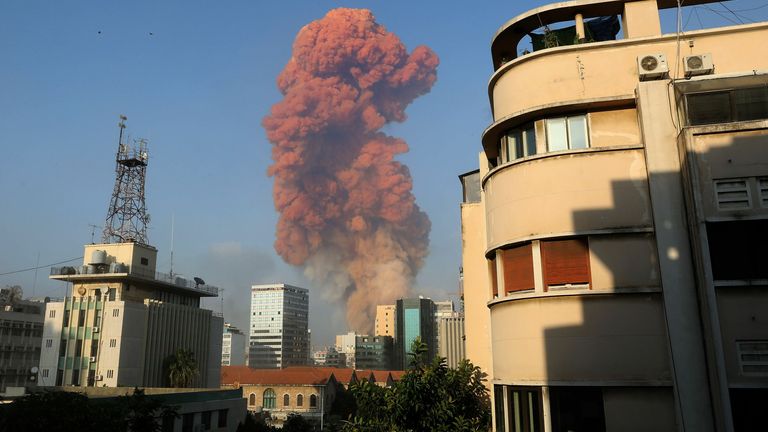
left=2, top=0, right=765, bottom=347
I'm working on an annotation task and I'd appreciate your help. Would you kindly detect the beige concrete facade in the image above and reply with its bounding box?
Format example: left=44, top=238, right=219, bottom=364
left=41, top=242, right=222, bottom=388
left=464, top=1, right=768, bottom=431
left=374, top=304, right=395, bottom=337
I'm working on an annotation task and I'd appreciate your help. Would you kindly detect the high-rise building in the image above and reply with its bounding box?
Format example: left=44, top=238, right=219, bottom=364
left=354, top=334, right=393, bottom=370
left=335, top=331, right=357, bottom=368
left=374, top=304, right=395, bottom=337
left=394, top=298, right=435, bottom=370
left=312, top=346, right=345, bottom=368
left=463, top=1, right=768, bottom=430
left=248, top=284, right=309, bottom=368
left=0, top=288, right=45, bottom=394
left=432, top=300, right=454, bottom=357
left=222, top=323, right=246, bottom=366
left=437, top=312, right=465, bottom=369
left=41, top=243, right=222, bottom=388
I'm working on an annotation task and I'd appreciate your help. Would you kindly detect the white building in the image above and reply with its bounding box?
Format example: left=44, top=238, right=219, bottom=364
left=0, top=289, right=46, bottom=394
left=248, top=284, right=309, bottom=368
left=335, top=331, right=357, bottom=368
left=40, top=242, right=222, bottom=388
left=222, top=323, right=246, bottom=366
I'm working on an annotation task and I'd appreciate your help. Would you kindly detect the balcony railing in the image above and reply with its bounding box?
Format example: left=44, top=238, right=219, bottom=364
left=50, top=265, right=218, bottom=296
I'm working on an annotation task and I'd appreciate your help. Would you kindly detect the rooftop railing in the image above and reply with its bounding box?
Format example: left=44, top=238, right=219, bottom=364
left=50, top=265, right=218, bottom=296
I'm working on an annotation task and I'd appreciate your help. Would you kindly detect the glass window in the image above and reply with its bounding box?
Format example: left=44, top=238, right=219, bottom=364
left=263, top=388, right=276, bottom=409
left=506, top=386, right=542, bottom=432
left=547, top=115, right=589, bottom=151
left=249, top=393, right=256, bottom=406
left=500, top=124, right=537, bottom=163
left=310, top=394, right=318, bottom=408
left=546, top=117, right=568, bottom=151
left=567, top=116, right=588, bottom=149
left=284, top=394, right=290, bottom=407
left=687, top=86, right=768, bottom=125
left=297, top=394, right=303, bottom=407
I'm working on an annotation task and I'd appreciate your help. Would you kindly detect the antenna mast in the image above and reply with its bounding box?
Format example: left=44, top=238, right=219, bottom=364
left=102, top=115, right=151, bottom=244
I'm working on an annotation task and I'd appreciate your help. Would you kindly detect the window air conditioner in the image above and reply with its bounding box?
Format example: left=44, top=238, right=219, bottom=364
left=684, top=54, right=714, bottom=77
left=637, top=54, right=669, bottom=80
left=89, top=356, right=97, bottom=362
left=94, top=375, right=103, bottom=381
left=92, top=326, right=99, bottom=333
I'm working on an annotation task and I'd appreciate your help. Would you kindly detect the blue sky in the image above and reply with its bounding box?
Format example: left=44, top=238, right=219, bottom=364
left=1, top=0, right=766, bottom=347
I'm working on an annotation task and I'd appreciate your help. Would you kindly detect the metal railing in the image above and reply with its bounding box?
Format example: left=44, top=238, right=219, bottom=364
left=50, top=265, right=218, bottom=296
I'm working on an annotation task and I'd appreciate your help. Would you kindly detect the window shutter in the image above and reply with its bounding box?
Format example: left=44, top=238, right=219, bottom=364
left=502, top=244, right=534, bottom=293
left=541, top=238, right=591, bottom=288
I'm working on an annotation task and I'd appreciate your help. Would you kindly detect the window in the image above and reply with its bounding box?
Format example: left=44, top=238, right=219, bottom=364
left=45, top=339, right=53, bottom=348
left=687, top=86, right=768, bottom=125
left=217, top=409, right=228, bottom=428
left=502, top=243, right=535, bottom=293
left=140, top=257, right=149, bottom=265
left=309, top=394, right=317, bottom=408
left=284, top=394, right=290, bottom=407
left=106, top=369, right=114, bottom=378
left=78, top=311, right=86, bottom=327
left=49, top=310, right=56, bottom=318
left=249, top=393, right=256, bottom=406
left=550, top=387, right=606, bottom=432
left=546, top=115, right=589, bottom=151
left=74, top=339, right=83, bottom=356
left=707, top=220, right=768, bottom=280
left=181, top=413, right=194, bottom=432
left=71, top=369, right=80, bottom=386
left=110, top=339, right=117, bottom=348
left=489, top=258, right=499, bottom=298
left=112, top=309, right=119, bottom=317
left=263, top=389, right=276, bottom=409
left=494, top=386, right=543, bottom=432
left=42, top=369, right=49, bottom=378
left=59, top=339, right=67, bottom=357
left=202, top=411, right=212, bottom=431
left=541, top=238, right=591, bottom=289
left=63, top=310, right=70, bottom=327
left=297, top=394, right=303, bottom=407
left=760, top=178, right=768, bottom=208
left=500, top=124, right=536, bottom=163
left=108, top=288, right=116, bottom=301
left=55, top=370, right=63, bottom=386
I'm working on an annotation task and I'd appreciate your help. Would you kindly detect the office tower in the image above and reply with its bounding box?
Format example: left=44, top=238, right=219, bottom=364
left=394, top=298, right=435, bottom=370
left=248, top=284, right=309, bottom=368
left=222, top=323, right=246, bottom=366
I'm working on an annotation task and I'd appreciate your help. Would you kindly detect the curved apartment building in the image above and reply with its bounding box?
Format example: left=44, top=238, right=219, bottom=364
left=461, top=1, right=768, bottom=431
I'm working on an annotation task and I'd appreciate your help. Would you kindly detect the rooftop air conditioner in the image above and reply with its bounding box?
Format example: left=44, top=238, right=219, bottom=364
left=684, top=54, right=714, bottom=77
left=638, top=54, right=669, bottom=80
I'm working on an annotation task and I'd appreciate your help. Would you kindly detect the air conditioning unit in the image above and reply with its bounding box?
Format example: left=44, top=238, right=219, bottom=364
left=89, top=356, right=97, bottom=362
left=92, top=326, right=100, bottom=333
left=94, top=375, right=103, bottom=381
left=684, top=54, right=714, bottom=77
left=638, top=54, right=669, bottom=80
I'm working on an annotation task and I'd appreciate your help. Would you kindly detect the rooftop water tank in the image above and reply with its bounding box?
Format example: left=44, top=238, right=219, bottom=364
left=90, top=250, right=107, bottom=265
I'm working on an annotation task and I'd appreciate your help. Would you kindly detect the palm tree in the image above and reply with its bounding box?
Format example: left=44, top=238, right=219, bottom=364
left=166, top=349, right=199, bottom=388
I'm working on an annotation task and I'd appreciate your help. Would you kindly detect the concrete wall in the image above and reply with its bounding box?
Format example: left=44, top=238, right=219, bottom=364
left=38, top=302, right=64, bottom=387
left=490, top=23, right=768, bottom=122
left=83, top=242, right=158, bottom=275
left=490, top=294, right=671, bottom=384
left=484, top=148, right=652, bottom=250
left=716, top=286, right=768, bottom=387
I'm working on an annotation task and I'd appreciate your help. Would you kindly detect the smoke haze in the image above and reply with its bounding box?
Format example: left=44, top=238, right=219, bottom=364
left=263, top=8, right=438, bottom=333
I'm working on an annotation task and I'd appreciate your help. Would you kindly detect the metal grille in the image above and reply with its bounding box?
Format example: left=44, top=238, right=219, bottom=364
left=714, top=179, right=751, bottom=210
left=738, top=341, right=768, bottom=375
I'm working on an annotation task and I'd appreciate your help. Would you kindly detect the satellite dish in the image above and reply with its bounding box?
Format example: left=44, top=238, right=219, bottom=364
left=194, top=277, right=205, bottom=286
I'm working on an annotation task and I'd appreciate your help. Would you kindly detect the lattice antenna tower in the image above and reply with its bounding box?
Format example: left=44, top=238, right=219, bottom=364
left=102, top=115, right=151, bottom=244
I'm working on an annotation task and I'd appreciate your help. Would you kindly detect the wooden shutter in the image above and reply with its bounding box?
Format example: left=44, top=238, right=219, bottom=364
left=502, top=244, right=534, bottom=293
left=541, top=238, right=591, bottom=289
left=489, top=258, right=499, bottom=297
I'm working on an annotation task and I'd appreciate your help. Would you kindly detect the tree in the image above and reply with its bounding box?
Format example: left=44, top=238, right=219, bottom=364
left=0, top=388, right=177, bottom=432
left=166, top=348, right=199, bottom=388
left=282, top=413, right=315, bottom=432
left=236, top=412, right=275, bottom=432
left=342, top=337, right=491, bottom=432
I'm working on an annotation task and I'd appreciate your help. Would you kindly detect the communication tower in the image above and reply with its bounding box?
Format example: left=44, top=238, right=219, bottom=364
left=102, top=115, right=150, bottom=244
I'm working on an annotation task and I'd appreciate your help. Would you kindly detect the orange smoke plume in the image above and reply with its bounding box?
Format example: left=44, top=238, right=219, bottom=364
left=263, top=8, right=438, bottom=332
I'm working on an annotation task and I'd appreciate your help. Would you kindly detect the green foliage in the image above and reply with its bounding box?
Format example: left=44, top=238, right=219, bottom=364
left=166, top=348, right=199, bottom=388
left=341, top=338, right=491, bottom=432
left=282, top=413, right=316, bottom=432
left=0, top=388, right=178, bottom=432
left=236, top=412, right=276, bottom=432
